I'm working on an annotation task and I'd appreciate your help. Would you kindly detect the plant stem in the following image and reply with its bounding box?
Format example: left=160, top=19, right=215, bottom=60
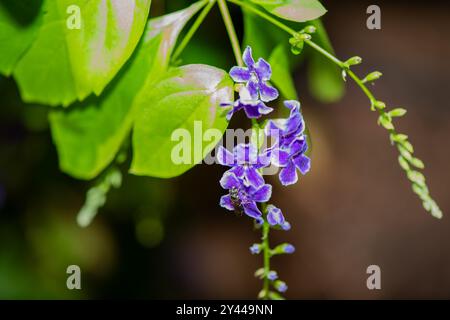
left=228, top=0, right=442, bottom=218
left=218, top=0, right=243, bottom=66
left=262, top=209, right=270, bottom=299
left=172, top=0, right=215, bottom=62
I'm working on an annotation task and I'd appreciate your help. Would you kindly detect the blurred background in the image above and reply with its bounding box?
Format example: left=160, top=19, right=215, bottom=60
left=1, top=0, right=450, bottom=299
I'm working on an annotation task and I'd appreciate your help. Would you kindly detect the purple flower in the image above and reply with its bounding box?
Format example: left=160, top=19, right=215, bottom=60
left=265, top=100, right=311, bottom=186
left=267, top=271, right=278, bottom=281
left=222, top=86, right=273, bottom=120
left=266, top=205, right=291, bottom=231
left=275, top=281, right=288, bottom=293
left=265, top=100, right=305, bottom=150
left=217, top=143, right=270, bottom=188
left=249, top=244, right=261, bottom=254
left=283, top=244, right=295, bottom=254
left=219, top=171, right=272, bottom=221
left=230, top=46, right=279, bottom=103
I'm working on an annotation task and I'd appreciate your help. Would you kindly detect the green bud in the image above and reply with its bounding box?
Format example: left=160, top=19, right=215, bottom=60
left=258, top=289, right=267, bottom=299
left=398, top=145, right=412, bottom=161
left=345, top=56, right=362, bottom=67
left=391, top=133, right=408, bottom=142
left=410, top=157, right=425, bottom=169
left=302, top=25, right=316, bottom=34
left=407, top=170, right=426, bottom=186
left=290, top=39, right=304, bottom=55
left=254, top=268, right=265, bottom=279
left=268, top=291, right=285, bottom=300
left=400, top=140, right=414, bottom=153
left=362, top=71, right=383, bottom=83
left=398, top=155, right=410, bottom=171
left=341, top=70, right=347, bottom=82
left=378, top=114, right=394, bottom=130
left=389, top=108, right=407, bottom=117
left=373, top=101, right=386, bottom=110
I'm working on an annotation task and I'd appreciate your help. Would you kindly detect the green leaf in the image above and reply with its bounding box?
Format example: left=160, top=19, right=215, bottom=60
left=49, top=1, right=205, bottom=179
left=0, top=0, right=44, bottom=75
left=243, top=8, right=289, bottom=60
left=269, top=44, right=297, bottom=99
left=307, top=19, right=344, bottom=103
left=13, top=0, right=152, bottom=106
left=251, top=0, right=327, bottom=22
left=130, top=64, right=233, bottom=178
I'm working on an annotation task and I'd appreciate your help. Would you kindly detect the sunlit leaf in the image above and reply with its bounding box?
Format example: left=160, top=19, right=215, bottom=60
left=130, top=64, right=233, bottom=178
left=251, top=0, right=326, bottom=22
left=49, top=1, right=205, bottom=179
left=0, top=0, right=44, bottom=75
left=14, top=0, right=151, bottom=106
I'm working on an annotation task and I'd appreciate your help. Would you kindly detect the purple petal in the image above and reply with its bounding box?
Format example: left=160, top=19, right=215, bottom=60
left=281, top=221, right=291, bottom=231
left=251, top=184, right=272, bottom=202
left=219, top=171, right=241, bottom=189
left=293, top=154, right=311, bottom=175
left=242, top=201, right=262, bottom=219
left=259, top=82, right=278, bottom=102
left=220, top=195, right=234, bottom=211
left=257, top=101, right=274, bottom=115
left=245, top=167, right=265, bottom=187
left=267, top=205, right=285, bottom=226
left=270, top=148, right=290, bottom=167
left=235, top=144, right=257, bottom=164
left=290, top=137, right=307, bottom=155
left=243, top=46, right=255, bottom=68
left=230, top=165, right=245, bottom=178
left=264, top=120, right=282, bottom=137
left=247, top=81, right=259, bottom=100
left=285, top=100, right=300, bottom=112
left=243, top=105, right=262, bottom=118
left=255, top=58, right=272, bottom=80
left=217, top=146, right=235, bottom=166
left=284, top=112, right=303, bottom=135
left=229, top=66, right=251, bottom=82
left=279, top=161, right=298, bottom=186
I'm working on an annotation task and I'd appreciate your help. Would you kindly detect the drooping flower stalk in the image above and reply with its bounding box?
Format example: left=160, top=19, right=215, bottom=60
left=218, top=45, right=309, bottom=299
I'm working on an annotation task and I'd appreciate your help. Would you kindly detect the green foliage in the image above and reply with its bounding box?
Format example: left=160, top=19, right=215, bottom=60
left=12, top=0, right=151, bottom=106
left=130, top=64, right=233, bottom=178
left=307, top=19, right=345, bottom=103
left=268, top=44, right=297, bottom=99
left=49, top=1, right=206, bottom=180
left=250, top=0, right=326, bottom=22
left=0, top=0, right=43, bottom=75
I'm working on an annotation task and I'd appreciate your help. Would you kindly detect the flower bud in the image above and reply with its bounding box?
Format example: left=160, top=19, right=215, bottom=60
left=302, top=25, right=316, bottom=34
left=249, top=243, right=262, bottom=254
left=345, top=56, right=362, bottom=67
left=267, top=271, right=278, bottom=281
left=362, top=71, right=382, bottom=83
left=274, top=280, right=288, bottom=293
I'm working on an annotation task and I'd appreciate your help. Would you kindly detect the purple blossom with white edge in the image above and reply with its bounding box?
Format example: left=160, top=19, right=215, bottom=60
left=283, top=244, right=295, bottom=254
left=217, top=143, right=270, bottom=188
left=267, top=271, right=278, bottom=281
left=222, top=86, right=274, bottom=120
left=266, top=205, right=291, bottom=231
left=250, top=244, right=261, bottom=255
left=219, top=171, right=272, bottom=221
left=230, top=46, right=279, bottom=103
left=275, top=281, right=288, bottom=293
left=265, top=100, right=311, bottom=186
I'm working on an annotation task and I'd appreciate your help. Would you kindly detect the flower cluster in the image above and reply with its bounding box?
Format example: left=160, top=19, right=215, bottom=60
left=217, top=46, right=310, bottom=298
